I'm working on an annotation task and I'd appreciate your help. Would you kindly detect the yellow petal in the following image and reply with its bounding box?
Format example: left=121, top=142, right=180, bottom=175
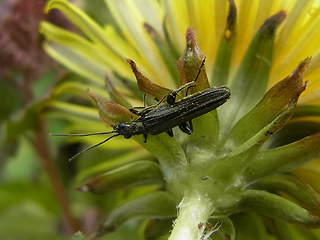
left=41, top=22, right=133, bottom=80
left=44, top=42, right=106, bottom=85
left=105, top=0, right=175, bottom=88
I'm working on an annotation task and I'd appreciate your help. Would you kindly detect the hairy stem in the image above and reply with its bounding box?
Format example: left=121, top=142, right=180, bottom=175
left=169, top=192, right=213, bottom=240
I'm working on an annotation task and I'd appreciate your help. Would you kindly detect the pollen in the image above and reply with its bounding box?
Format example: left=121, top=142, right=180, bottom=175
left=225, top=29, right=231, bottom=40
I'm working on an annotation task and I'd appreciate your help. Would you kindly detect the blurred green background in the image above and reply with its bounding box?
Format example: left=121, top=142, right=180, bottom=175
left=0, top=0, right=148, bottom=239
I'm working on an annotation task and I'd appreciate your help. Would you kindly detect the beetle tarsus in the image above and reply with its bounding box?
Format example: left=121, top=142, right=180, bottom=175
left=166, top=129, right=174, bottom=137
left=143, top=133, right=148, bottom=143
left=178, top=122, right=193, bottom=135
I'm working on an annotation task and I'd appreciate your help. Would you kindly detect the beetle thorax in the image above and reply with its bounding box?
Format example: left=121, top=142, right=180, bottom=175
left=113, top=121, right=147, bottom=139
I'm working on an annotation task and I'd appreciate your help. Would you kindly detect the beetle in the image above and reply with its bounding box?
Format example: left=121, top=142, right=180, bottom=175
left=114, top=85, right=230, bottom=141
left=52, top=58, right=231, bottom=160
left=125, top=57, right=230, bottom=140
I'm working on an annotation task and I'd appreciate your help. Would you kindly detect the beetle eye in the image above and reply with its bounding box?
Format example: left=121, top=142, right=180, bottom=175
left=118, top=122, right=126, bottom=129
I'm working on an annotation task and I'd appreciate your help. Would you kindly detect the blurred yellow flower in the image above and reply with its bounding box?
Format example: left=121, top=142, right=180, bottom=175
left=41, top=1, right=320, bottom=239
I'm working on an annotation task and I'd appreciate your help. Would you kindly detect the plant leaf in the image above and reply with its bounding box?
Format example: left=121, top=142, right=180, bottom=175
left=220, top=11, right=286, bottom=135
left=139, top=133, right=188, bottom=185
left=77, top=161, right=163, bottom=194
left=88, top=90, right=137, bottom=125
left=98, top=191, right=176, bottom=235
left=252, top=174, right=320, bottom=216
left=144, top=218, right=172, bottom=240
left=269, top=219, right=294, bottom=240
left=211, top=0, right=237, bottom=86
left=231, top=212, right=269, bottom=240
left=294, top=105, right=320, bottom=118
left=177, top=27, right=210, bottom=92
left=266, top=120, right=320, bottom=148
left=244, top=132, right=320, bottom=183
left=238, top=190, right=320, bottom=226
left=224, top=57, right=310, bottom=152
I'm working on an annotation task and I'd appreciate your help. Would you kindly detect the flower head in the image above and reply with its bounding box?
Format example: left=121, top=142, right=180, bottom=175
left=42, top=0, right=320, bottom=239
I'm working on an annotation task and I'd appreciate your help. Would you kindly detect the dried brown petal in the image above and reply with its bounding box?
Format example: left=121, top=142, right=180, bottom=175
left=126, top=58, right=171, bottom=101
left=88, top=90, right=137, bottom=125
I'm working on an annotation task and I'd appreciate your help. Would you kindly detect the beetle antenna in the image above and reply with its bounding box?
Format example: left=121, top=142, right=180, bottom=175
left=50, top=131, right=117, bottom=137
left=186, top=57, right=206, bottom=96
left=68, top=134, right=121, bottom=161
left=194, top=56, right=206, bottom=84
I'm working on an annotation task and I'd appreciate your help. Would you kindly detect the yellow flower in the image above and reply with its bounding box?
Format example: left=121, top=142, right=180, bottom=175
left=42, top=0, right=320, bottom=239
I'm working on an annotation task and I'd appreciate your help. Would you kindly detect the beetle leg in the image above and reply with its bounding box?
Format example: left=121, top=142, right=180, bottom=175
left=131, top=93, right=169, bottom=116
left=130, top=102, right=160, bottom=116
left=166, top=129, right=174, bottom=137
left=143, top=93, right=147, bottom=107
left=167, top=57, right=206, bottom=105
left=188, top=120, right=193, bottom=132
left=167, top=82, right=195, bottom=105
left=129, top=107, right=146, bottom=116
left=178, top=122, right=193, bottom=135
left=143, top=133, right=148, bottom=143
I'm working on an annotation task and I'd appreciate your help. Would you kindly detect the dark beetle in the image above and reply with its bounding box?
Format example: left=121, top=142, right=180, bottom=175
left=114, top=86, right=231, bottom=141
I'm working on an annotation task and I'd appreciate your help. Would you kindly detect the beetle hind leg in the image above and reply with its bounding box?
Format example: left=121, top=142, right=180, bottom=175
left=178, top=121, right=193, bottom=135
left=143, top=133, right=148, bottom=143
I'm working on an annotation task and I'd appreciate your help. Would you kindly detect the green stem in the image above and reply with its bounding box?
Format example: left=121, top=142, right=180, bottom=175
left=31, top=118, right=78, bottom=234
left=169, top=192, right=213, bottom=240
